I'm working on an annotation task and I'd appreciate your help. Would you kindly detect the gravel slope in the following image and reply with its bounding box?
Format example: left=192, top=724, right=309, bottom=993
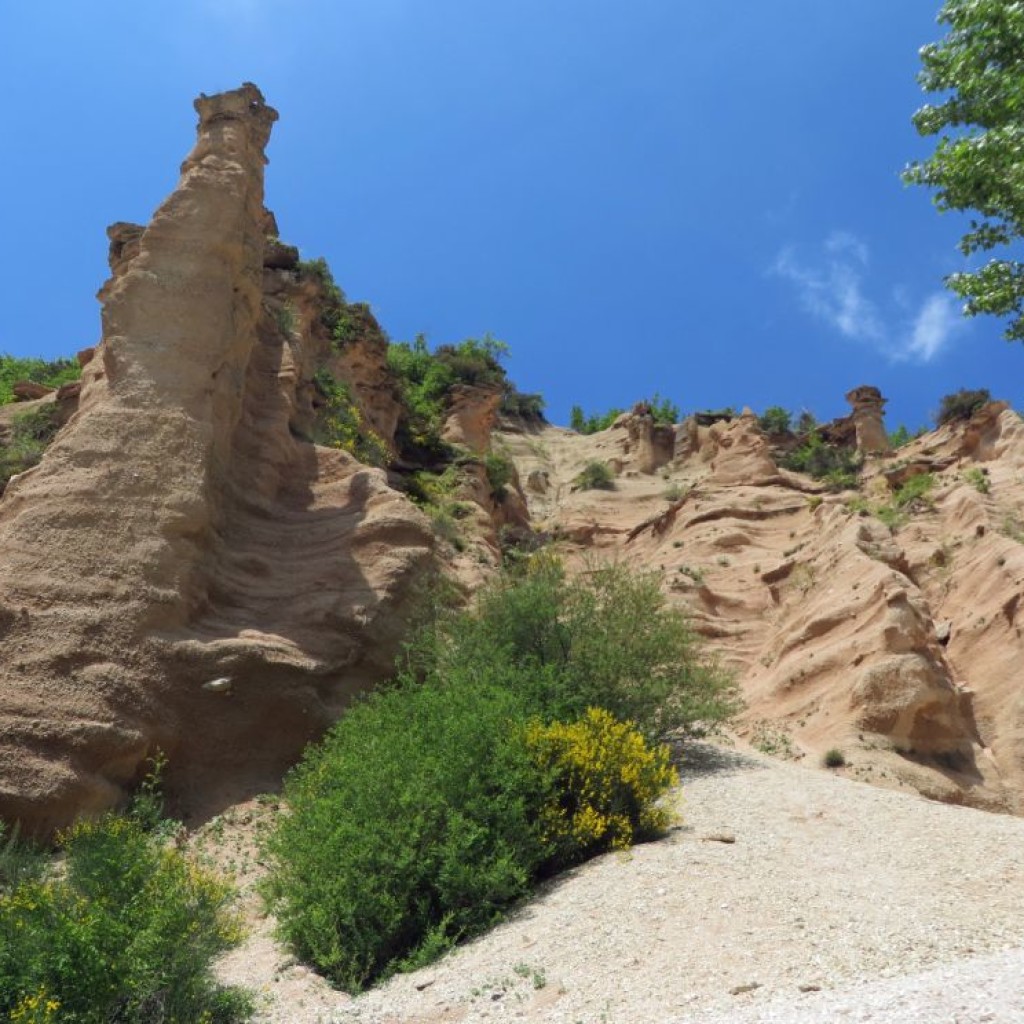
left=216, top=745, right=1024, bottom=1023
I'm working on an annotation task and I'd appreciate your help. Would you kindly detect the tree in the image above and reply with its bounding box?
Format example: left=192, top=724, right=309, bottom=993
left=904, top=1, right=1024, bottom=340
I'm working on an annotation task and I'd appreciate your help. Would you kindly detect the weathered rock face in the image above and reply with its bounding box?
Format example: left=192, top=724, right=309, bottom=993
left=498, top=395, right=1024, bottom=814
left=441, top=384, right=503, bottom=453
left=0, top=85, right=433, bottom=834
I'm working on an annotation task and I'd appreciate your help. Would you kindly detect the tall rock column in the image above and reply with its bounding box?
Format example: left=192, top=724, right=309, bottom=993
left=0, top=85, right=432, bottom=834
left=846, top=385, right=891, bottom=455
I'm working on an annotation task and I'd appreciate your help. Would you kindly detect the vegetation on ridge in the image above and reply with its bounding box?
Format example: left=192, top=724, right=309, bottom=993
left=0, top=355, right=80, bottom=407
left=936, top=387, right=991, bottom=426
left=569, top=393, right=679, bottom=435
left=0, top=405, right=63, bottom=493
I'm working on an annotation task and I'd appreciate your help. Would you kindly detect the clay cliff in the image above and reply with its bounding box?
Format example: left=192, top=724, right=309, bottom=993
left=0, top=85, right=434, bottom=833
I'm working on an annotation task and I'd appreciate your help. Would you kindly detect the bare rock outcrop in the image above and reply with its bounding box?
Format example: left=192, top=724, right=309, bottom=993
left=619, top=404, right=675, bottom=474
left=441, top=384, right=503, bottom=453
left=0, top=85, right=432, bottom=834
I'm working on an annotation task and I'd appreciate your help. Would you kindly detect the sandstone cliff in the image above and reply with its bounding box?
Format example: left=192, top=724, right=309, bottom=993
left=0, top=85, right=433, bottom=833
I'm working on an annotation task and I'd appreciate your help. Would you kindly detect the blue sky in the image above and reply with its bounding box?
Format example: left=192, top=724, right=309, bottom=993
left=1, top=1, right=1018, bottom=431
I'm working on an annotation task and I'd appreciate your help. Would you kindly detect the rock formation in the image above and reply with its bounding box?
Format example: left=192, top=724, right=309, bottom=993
left=4, top=84, right=1024, bottom=834
left=846, top=385, right=891, bottom=455
left=0, top=85, right=433, bottom=833
left=497, top=396, right=1024, bottom=814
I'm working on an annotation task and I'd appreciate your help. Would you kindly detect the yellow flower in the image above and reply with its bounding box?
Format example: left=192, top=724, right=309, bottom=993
left=525, top=707, right=679, bottom=865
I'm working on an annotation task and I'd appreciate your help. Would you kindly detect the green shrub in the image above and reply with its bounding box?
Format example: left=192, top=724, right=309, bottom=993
left=388, top=334, right=510, bottom=457
left=0, top=404, right=63, bottom=491
left=574, top=460, right=615, bottom=491
left=263, top=676, right=546, bottom=992
left=0, top=355, right=80, bottom=407
left=264, top=561, right=737, bottom=991
left=781, top=432, right=861, bottom=491
left=414, top=558, right=739, bottom=741
left=501, top=390, right=546, bottom=421
left=758, top=406, right=791, bottom=435
left=0, top=813, right=250, bottom=1023
left=312, top=369, right=389, bottom=467
left=433, top=335, right=508, bottom=389
left=823, top=748, right=846, bottom=769
left=936, top=388, right=990, bottom=426
left=484, top=452, right=514, bottom=498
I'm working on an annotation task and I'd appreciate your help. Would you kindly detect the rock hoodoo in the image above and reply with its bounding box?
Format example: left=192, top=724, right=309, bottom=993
left=0, top=85, right=433, bottom=833
left=846, top=385, right=891, bottom=455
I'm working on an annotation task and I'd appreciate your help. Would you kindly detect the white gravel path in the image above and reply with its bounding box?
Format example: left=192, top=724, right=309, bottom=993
left=217, top=745, right=1024, bottom=1023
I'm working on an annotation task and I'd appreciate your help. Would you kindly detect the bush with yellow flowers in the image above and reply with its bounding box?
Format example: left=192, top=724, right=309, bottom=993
left=0, top=808, right=251, bottom=1023
left=265, top=559, right=736, bottom=993
left=525, top=707, right=678, bottom=869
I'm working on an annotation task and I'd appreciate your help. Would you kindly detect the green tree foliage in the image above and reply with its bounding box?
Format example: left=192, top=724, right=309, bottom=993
left=0, top=355, right=80, bottom=406
left=888, top=424, right=914, bottom=449
left=643, top=393, right=680, bottom=426
left=904, top=1, right=1024, bottom=340
left=795, top=410, right=818, bottom=435
left=569, top=404, right=623, bottom=434
left=264, top=561, right=738, bottom=992
left=936, top=386, right=991, bottom=424
left=570, top=394, right=679, bottom=434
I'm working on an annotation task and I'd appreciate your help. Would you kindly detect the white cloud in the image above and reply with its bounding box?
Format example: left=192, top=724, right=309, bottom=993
left=824, top=231, right=869, bottom=266
left=772, top=233, right=968, bottom=364
left=901, top=293, right=966, bottom=362
left=773, top=240, right=883, bottom=344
